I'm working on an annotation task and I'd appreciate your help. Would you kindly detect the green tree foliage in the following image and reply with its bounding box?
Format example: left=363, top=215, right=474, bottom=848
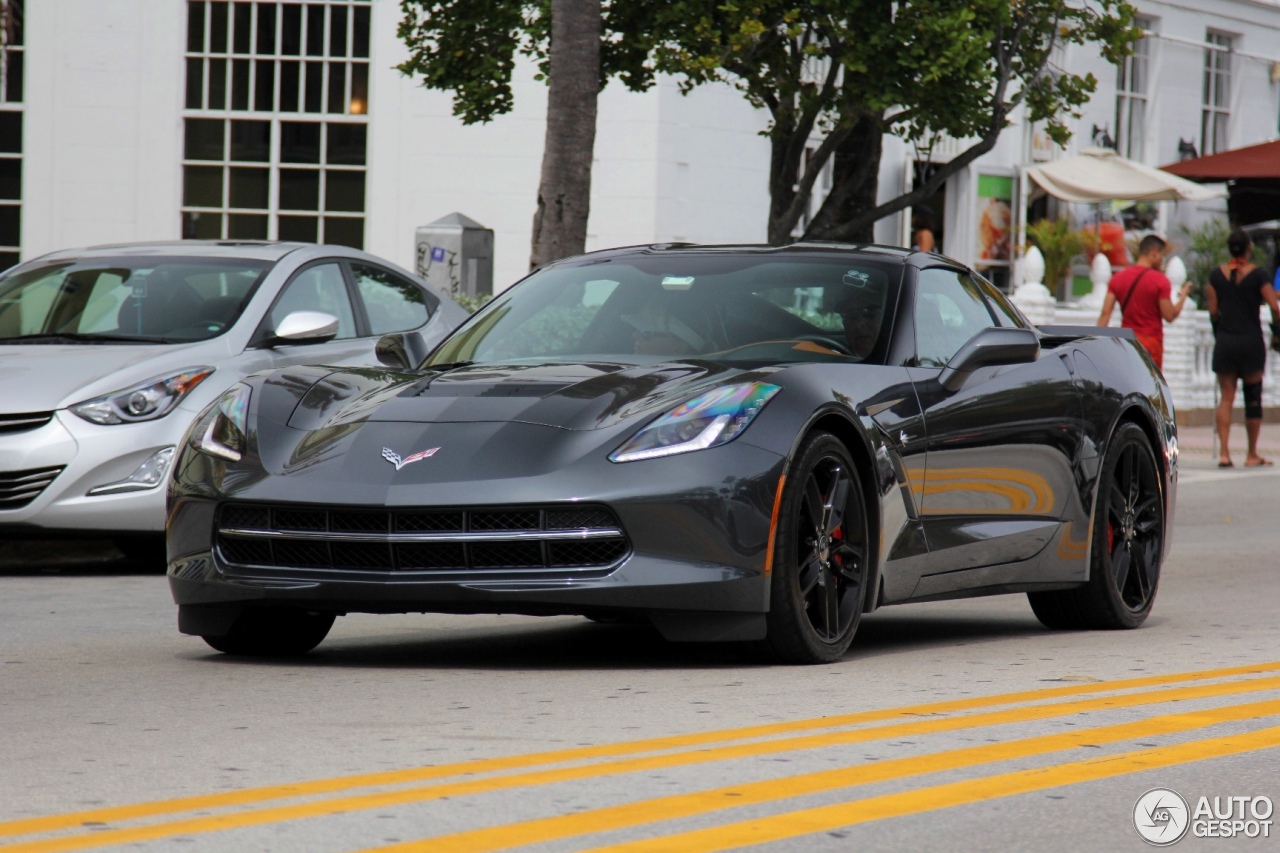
left=396, top=1, right=658, bottom=124
left=645, top=1, right=1143, bottom=244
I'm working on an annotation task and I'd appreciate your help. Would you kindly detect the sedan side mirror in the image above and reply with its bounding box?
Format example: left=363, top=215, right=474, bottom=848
left=262, top=311, right=339, bottom=347
left=375, top=331, right=431, bottom=370
left=938, top=327, right=1041, bottom=392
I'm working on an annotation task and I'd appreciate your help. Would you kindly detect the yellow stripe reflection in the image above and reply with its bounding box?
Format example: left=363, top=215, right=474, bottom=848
left=362, top=697, right=1280, bottom=853
left=6, top=672, right=1280, bottom=853
left=595, top=726, right=1280, bottom=853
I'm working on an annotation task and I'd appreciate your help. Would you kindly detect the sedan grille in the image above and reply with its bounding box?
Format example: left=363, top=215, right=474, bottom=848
left=0, top=412, right=54, bottom=434
left=0, top=466, right=65, bottom=510
left=216, top=503, right=630, bottom=578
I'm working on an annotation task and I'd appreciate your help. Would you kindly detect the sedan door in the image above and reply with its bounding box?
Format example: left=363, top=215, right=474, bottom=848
left=905, top=266, right=1086, bottom=599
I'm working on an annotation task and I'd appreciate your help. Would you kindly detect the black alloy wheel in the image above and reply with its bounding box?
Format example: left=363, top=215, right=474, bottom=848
left=1028, top=422, right=1164, bottom=630
left=201, top=608, right=336, bottom=656
left=762, top=432, right=870, bottom=663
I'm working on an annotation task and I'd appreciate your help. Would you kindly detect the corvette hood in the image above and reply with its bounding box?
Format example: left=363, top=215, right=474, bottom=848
left=280, top=360, right=765, bottom=433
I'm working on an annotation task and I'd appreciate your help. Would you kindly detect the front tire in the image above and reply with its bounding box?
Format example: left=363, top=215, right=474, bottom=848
left=202, top=608, right=335, bottom=656
left=761, top=432, right=870, bottom=663
left=1028, top=422, right=1164, bottom=630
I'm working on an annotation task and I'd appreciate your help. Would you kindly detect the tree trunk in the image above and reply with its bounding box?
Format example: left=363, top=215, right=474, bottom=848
left=529, top=0, right=600, bottom=270
left=803, top=115, right=882, bottom=244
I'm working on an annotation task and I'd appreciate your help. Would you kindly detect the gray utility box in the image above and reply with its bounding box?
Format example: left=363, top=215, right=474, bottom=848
left=414, top=212, right=494, bottom=299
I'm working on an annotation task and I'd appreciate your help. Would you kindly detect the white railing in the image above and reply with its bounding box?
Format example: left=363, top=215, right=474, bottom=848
left=1012, top=247, right=1280, bottom=414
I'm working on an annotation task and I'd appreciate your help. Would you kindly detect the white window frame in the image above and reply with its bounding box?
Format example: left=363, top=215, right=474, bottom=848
left=1115, top=18, right=1151, bottom=161
left=1201, top=32, right=1233, bottom=156
left=181, top=0, right=370, bottom=245
left=0, top=0, right=24, bottom=265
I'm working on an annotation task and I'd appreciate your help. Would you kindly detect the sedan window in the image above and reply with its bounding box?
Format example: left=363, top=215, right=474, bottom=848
left=0, top=258, right=269, bottom=342
left=350, top=263, right=432, bottom=335
left=268, top=262, right=357, bottom=339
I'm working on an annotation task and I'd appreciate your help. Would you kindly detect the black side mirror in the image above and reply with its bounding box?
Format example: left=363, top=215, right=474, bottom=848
left=375, top=331, right=431, bottom=370
left=938, top=327, right=1041, bottom=391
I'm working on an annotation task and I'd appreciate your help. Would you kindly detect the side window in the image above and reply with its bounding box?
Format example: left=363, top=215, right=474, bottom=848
left=350, top=263, right=433, bottom=335
left=970, top=273, right=1026, bottom=328
left=269, top=262, right=357, bottom=339
left=914, top=268, right=998, bottom=367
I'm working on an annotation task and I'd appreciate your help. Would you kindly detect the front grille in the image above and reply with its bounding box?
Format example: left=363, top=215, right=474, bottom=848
left=0, top=412, right=54, bottom=434
left=215, top=503, right=631, bottom=577
left=0, top=466, right=65, bottom=510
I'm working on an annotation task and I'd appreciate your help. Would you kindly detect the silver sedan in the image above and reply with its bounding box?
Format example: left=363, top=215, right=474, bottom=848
left=0, top=241, right=468, bottom=559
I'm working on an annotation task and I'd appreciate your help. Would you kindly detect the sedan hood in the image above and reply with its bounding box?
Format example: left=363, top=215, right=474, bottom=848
left=279, top=360, right=767, bottom=433
left=0, top=343, right=213, bottom=413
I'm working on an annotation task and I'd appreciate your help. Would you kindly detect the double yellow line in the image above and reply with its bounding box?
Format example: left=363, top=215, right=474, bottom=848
left=5, top=661, right=1280, bottom=853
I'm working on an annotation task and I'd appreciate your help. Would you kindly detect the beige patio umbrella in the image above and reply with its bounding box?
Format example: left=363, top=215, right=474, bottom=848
left=1026, top=148, right=1225, bottom=203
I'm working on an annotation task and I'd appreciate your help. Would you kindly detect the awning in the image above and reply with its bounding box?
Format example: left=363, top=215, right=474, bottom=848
left=1026, top=148, right=1225, bottom=203
left=1162, top=139, right=1280, bottom=181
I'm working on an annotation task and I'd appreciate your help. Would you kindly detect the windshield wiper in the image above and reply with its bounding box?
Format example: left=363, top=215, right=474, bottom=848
left=0, top=332, right=177, bottom=345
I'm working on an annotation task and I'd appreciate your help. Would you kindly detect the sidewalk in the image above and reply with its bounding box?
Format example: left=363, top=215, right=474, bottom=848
left=1177, top=422, right=1280, bottom=468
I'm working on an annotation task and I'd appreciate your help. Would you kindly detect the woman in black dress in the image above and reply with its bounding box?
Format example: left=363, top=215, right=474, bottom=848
left=1206, top=229, right=1280, bottom=467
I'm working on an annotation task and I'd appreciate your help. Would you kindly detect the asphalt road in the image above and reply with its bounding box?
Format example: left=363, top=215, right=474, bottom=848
left=3, top=458, right=1279, bottom=852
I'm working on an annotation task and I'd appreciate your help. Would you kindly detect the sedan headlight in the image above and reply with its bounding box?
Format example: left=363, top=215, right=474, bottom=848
left=610, top=382, right=780, bottom=463
left=188, top=384, right=251, bottom=462
left=70, top=367, right=215, bottom=425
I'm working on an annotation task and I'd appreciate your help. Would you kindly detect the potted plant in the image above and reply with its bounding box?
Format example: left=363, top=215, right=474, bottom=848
left=1026, top=219, right=1097, bottom=302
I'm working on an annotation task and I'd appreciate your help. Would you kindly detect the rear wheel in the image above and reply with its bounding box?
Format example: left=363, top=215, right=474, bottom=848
left=202, top=608, right=335, bottom=656
left=1028, top=422, right=1164, bottom=629
left=761, top=432, right=870, bottom=663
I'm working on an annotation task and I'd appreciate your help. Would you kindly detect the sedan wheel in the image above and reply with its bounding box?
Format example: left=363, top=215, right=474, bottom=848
left=762, top=432, right=869, bottom=663
left=1029, top=422, right=1163, bottom=629
left=202, top=608, right=335, bottom=656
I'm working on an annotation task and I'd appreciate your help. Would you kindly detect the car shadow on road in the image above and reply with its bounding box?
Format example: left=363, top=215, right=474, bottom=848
left=0, top=539, right=164, bottom=576
left=181, top=607, right=1053, bottom=672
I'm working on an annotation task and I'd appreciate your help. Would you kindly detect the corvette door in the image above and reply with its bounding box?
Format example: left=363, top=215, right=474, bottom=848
left=907, top=267, right=1084, bottom=598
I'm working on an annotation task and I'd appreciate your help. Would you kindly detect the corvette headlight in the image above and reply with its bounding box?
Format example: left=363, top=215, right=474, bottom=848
left=70, top=367, right=215, bottom=425
left=610, top=383, right=780, bottom=463
left=188, top=384, right=251, bottom=462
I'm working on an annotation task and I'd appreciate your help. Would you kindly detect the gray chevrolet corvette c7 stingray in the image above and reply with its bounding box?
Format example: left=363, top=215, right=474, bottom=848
left=167, top=243, right=1178, bottom=663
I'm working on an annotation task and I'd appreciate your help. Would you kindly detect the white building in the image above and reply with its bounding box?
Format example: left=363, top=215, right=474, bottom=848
left=1, top=0, right=1278, bottom=292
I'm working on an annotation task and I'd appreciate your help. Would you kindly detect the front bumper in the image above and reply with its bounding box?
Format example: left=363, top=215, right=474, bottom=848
left=0, top=410, right=196, bottom=534
left=167, top=435, right=787, bottom=621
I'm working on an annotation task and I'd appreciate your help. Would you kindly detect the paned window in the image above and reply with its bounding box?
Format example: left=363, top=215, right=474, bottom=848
left=182, top=1, right=370, bottom=246
left=1201, top=32, right=1233, bottom=156
left=1115, top=18, right=1150, bottom=160
left=0, top=0, right=23, bottom=270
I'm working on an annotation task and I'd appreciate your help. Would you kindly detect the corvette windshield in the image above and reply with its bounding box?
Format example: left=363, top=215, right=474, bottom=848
left=0, top=257, right=270, bottom=343
left=429, top=254, right=901, bottom=366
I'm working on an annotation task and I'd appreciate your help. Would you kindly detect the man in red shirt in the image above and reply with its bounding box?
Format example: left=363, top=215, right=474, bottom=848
left=1096, top=234, right=1192, bottom=370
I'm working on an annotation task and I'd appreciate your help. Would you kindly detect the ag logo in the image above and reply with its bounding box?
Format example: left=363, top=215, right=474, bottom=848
left=1134, top=788, right=1190, bottom=845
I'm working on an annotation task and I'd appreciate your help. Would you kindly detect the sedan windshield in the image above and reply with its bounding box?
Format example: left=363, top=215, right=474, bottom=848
left=0, top=256, right=270, bottom=343
left=429, top=253, right=901, bottom=366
